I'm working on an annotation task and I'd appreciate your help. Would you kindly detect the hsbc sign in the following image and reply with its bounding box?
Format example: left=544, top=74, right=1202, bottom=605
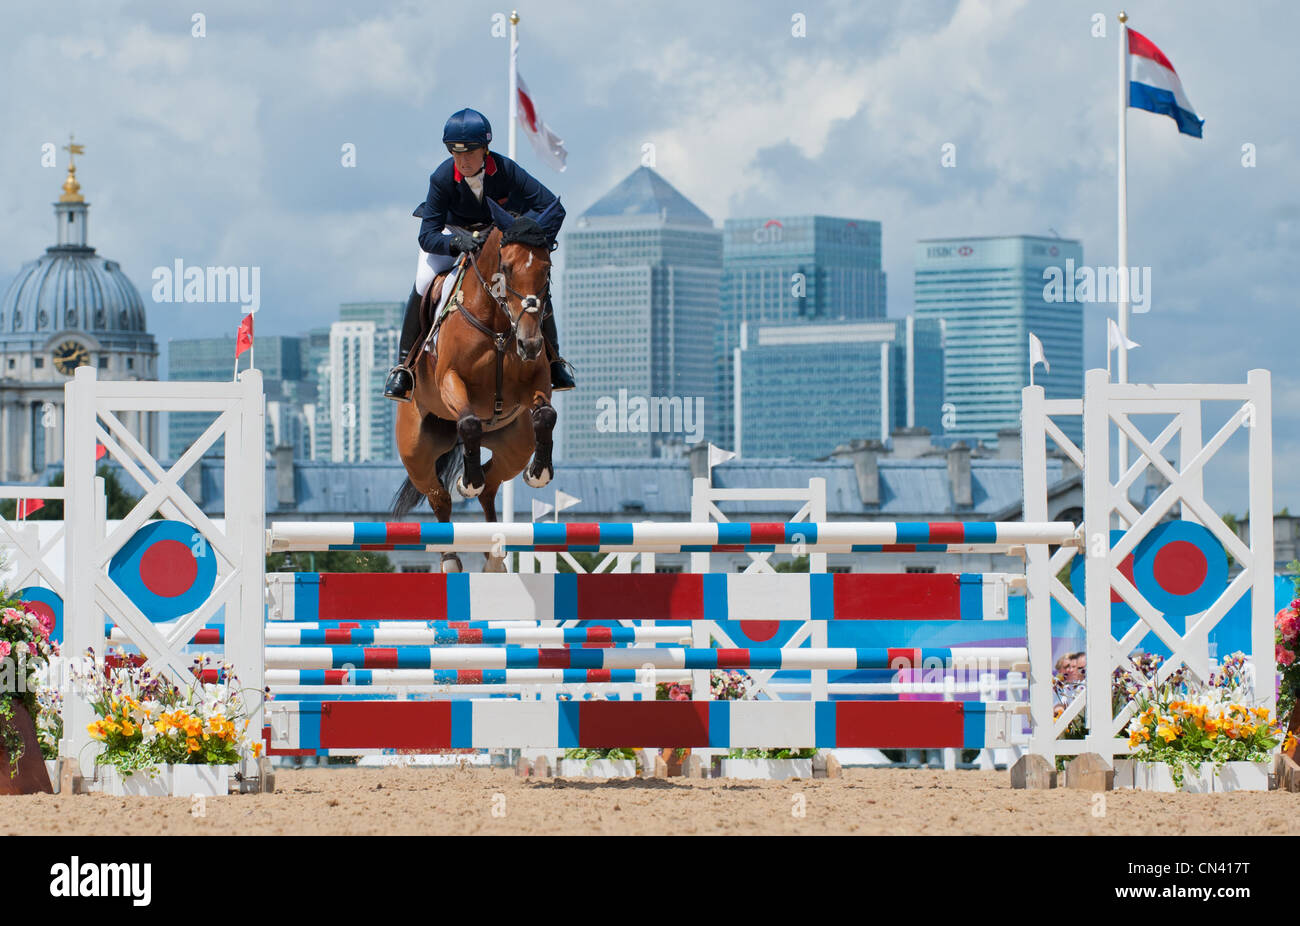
left=925, top=244, right=976, bottom=258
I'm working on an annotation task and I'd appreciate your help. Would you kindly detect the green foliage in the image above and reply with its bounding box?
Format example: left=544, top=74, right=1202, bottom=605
left=774, top=555, right=809, bottom=573
left=556, top=551, right=604, bottom=574
left=563, top=747, right=638, bottom=760
left=0, top=466, right=141, bottom=521
left=727, top=747, right=817, bottom=759
left=267, top=550, right=395, bottom=573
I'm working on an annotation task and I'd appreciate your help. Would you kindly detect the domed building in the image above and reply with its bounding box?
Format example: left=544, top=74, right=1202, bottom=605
left=0, top=144, right=159, bottom=481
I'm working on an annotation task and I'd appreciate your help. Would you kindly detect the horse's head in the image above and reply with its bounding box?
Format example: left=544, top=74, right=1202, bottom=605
left=487, top=198, right=560, bottom=363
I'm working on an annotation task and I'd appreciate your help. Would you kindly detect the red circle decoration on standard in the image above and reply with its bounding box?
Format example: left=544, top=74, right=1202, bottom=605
left=107, top=520, right=217, bottom=622
left=17, top=586, right=63, bottom=644
left=738, top=620, right=781, bottom=643
left=1152, top=540, right=1208, bottom=595
left=139, top=540, right=199, bottom=597
left=1131, top=520, right=1225, bottom=617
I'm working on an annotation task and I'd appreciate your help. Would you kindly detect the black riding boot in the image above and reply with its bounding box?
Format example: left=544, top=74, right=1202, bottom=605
left=541, top=304, right=575, bottom=391
left=384, top=288, right=422, bottom=402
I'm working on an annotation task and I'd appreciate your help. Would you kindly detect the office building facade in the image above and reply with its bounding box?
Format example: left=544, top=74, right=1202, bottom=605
left=715, top=215, right=886, bottom=451
left=560, top=167, right=722, bottom=459
left=734, top=317, right=943, bottom=459
left=914, top=235, right=1083, bottom=446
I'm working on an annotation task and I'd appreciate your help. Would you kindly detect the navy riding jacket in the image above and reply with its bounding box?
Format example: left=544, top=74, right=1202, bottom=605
left=413, top=151, right=565, bottom=256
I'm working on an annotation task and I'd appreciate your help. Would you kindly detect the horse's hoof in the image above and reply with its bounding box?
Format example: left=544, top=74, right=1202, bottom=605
left=456, top=475, right=484, bottom=498
left=484, top=553, right=507, bottom=573
left=441, top=555, right=463, bottom=573
left=523, top=463, right=553, bottom=488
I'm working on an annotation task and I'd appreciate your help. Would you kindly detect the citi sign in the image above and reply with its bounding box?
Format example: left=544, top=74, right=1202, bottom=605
left=752, top=219, right=785, bottom=244
left=926, top=245, right=975, bottom=258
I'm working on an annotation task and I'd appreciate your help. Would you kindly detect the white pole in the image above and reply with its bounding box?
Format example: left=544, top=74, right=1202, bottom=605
left=1116, top=12, right=1131, bottom=517
left=1117, top=12, right=1130, bottom=382
left=502, top=10, right=520, bottom=564
left=508, top=11, right=519, bottom=161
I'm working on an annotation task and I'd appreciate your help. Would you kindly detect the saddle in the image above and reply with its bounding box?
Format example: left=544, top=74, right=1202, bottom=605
left=404, top=258, right=469, bottom=373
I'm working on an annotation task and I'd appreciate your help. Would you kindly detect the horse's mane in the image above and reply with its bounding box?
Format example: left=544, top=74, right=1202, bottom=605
left=500, top=217, right=550, bottom=249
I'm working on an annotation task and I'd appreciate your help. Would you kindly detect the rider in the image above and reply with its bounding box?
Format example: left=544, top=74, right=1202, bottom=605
left=384, top=107, right=575, bottom=401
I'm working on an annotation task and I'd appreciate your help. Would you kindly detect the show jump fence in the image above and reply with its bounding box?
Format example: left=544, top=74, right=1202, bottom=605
left=2, top=366, right=1274, bottom=783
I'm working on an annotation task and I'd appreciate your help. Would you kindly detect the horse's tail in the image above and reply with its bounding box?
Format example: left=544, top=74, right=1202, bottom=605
left=390, top=440, right=466, bottom=518
left=391, top=477, right=424, bottom=519
left=436, top=441, right=465, bottom=495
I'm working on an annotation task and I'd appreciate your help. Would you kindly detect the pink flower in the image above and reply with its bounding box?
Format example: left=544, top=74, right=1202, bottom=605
left=1, top=608, right=21, bottom=625
left=35, top=612, right=54, bottom=639
left=1278, top=644, right=1296, bottom=667
left=0, top=641, right=10, bottom=659
left=1279, top=609, right=1300, bottom=643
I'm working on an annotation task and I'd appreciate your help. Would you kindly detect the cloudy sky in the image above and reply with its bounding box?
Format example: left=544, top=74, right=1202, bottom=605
left=1, top=0, right=1295, bottom=511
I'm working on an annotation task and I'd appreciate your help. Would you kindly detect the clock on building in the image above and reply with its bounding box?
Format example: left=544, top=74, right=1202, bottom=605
left=52, top=340, right=90, bottom=375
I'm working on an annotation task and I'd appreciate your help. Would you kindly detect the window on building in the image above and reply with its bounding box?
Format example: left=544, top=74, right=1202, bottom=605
left=127, top=357, right=135, bottom=370
left=34, top=357, right=44, bottom=369
left=6, top=358, right=13, bottom=370
left=904, top=565, right=936, bottom=574
left=828, top=565, right=851, bottom=574
left=98, top=356, right=108, bottom=369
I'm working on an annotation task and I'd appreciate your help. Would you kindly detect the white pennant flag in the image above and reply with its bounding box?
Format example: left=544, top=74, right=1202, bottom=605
left=554, top=490, right=581, bottom=513
left=708, top=444, right=737, bottom=469
left=1029, top=332, right=1050, bottom=372
left=1107, top=317, right=1140, bottom=352
left=531, top=499, right=554, bottom=521
left=516, top=72, right=567, bottom=173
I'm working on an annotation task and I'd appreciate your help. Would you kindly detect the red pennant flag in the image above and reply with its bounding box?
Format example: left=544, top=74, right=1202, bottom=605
left=236, top=313, right=254, bottom=358
left=17, top=498, right=45, bottom=519
left=95, top=443, right=107, bottom=461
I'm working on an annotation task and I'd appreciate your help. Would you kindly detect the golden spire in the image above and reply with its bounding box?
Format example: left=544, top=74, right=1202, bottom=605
left=59, top=134, right=85, bottom=203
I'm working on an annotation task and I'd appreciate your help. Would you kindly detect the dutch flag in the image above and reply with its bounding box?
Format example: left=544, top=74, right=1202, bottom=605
left=1127, top=28, right=1203, bottom=138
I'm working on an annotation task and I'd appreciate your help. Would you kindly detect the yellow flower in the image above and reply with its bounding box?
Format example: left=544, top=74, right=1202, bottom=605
left=252, top=742, right=263, bottom=757
left=1286, top=733, right=1298, bottom=753
left=186, top=737, right=201, bottom=753
left=120, top=719, right=136, bottom=737
left=1252, top=706, right=1270, bottom=719
left=1156, top=723, right=1180, bottom=743
left=87, top=722, right=106, bottom=741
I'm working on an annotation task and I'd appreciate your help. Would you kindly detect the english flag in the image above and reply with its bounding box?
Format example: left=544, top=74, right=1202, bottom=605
left=1127, top=28, right=1203, bottom=137
left=516, top=72, right=567, bottom=172
left=236, top=313, right=254, bottom=357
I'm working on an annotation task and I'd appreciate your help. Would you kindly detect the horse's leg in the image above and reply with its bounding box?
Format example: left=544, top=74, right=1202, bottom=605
left=522, top=374, right=557, bottom=488
left=397, top=405, right=462, bottom=572
left=438, top=369, right=485, bottom=499
left=477, top=418, right=537, bottom=572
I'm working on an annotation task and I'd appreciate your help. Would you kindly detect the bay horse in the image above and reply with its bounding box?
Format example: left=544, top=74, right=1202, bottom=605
left=392, top=198, right=560, bottom=572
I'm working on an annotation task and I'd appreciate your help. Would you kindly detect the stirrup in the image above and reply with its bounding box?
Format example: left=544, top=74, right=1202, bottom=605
left=549, top=357, right=576, bottom=391
left=384, top=365, right=415, bottom=403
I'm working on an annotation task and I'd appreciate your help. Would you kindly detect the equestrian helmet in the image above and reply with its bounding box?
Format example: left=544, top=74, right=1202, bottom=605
left=443, top=108, right=493, bottom=151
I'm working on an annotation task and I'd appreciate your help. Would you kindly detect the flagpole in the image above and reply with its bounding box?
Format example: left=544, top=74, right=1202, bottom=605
left=1116, top=10, right=1131, bottom=525
left=1117, top=10, right=1131, bottom=386
left=501, top=10, right=520, bottom=564
left=508, top=11, right=519, bottom=161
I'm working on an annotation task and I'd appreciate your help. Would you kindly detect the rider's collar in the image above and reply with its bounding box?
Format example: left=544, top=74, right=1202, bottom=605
left=454, top=153, right=497, bottom=183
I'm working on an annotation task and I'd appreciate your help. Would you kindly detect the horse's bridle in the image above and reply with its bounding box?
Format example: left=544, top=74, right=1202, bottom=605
left=454, top=230, right=553, bottom=423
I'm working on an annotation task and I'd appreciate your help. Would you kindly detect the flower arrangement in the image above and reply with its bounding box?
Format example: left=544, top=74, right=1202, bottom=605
left=1125, top=693, right=1292, bottom=788
left=1275, top=595, right=1300, bottom=723
left=0, top=587, right=60, bottom=777
left=70, top=648, right=262, bottom=778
